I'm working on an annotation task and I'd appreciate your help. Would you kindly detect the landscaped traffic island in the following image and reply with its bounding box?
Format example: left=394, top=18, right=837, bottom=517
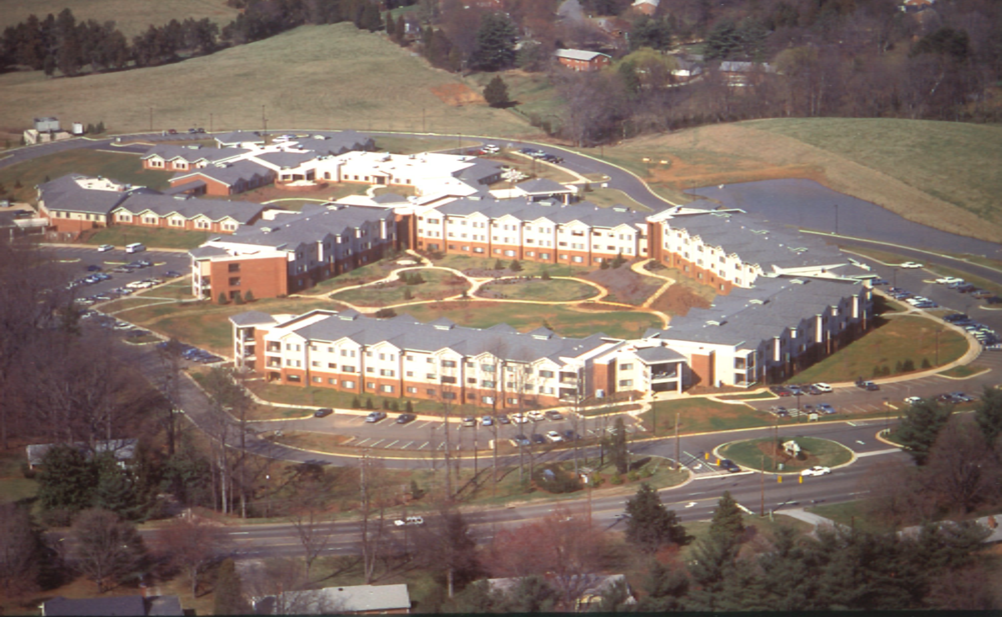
left=718, top=436, right=853, bottom=474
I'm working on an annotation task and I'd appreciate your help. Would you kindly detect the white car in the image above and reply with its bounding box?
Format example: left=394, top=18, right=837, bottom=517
left=393, top=516, right=424, bottom=527
left=904, top=396, right=922, bottom=405
left=812, top=383, right=833, bottom=393
left=545, top=430, right=564, bottom=443
left=481, top=144, right=500, bottom=154
left=800, top=466, right=832, bottom=477
left=97, top=244, right=114, bottom=252
left=527, top=410, right=545, bottom=421
left=899, top=261, right=924, bottom=269
left=936, top=276, right=963, bottom=285
left=511, top=412, right=528, bottom=424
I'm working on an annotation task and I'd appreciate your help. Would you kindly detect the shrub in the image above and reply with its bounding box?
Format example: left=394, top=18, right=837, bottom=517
left=895, top=360, right=903, bottom=373
left=375, top=308, right=397, bottom=318
left=243, top=290, right=255, bottom=302
left=217, top=293, right=228, bottom=305
left=233, top=291, right=243, bottom=305
left=541, top=269, right=551, bottom=281
left=610, top=473, right=624, bottom=485
left=922, top=358, right=931, bottom=369
left=600, top=259, right=610, bottom=270
left=352, top=396, right=361, bottom=408
left=365, top=398, right=374, bottom=410
left=903, top=359, right=915, bottom=372
left=494, top=258, right=506, bottom=270
left=627, top=470, right=640, bottom=482
left=509, top=259, right=522, bottom=272
left=390, top=401, right=399, bottom=411
left=382, top=399, right=389, bottom=409
left=533, top=465, right=582, bottom=494
left=20, top=462, right=36, bottom=479
left=403, top=287, right=413, bottom=300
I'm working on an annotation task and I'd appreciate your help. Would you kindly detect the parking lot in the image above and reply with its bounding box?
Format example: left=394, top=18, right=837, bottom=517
left=54, top=245, right=190, bottom=304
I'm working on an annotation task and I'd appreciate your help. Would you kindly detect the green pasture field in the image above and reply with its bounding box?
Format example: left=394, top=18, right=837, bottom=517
left=0, top=149, right=170, bottom=203
left=330, top=269, right=469, bottom=306
left=466, top=70, right=563, bottom=131
left=0, top=0, right=240, bottom=37
left=0, top=24, right=532, bottom=139
left=789, top=315, right=968, bottom=385
left=396, top=300, right=661, bottom=340
left=477, top=278, right=598, bottom=302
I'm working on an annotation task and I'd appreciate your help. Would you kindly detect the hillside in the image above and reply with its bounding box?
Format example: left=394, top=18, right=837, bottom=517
left=0, top=23, right=533, bottom=139
left=0, top=0, right=240, bottom=37
left=601, top=119, right=1002, bottom=243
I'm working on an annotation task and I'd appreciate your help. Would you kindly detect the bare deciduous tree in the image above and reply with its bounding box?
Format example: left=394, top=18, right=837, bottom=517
left=155, top=515, right=229, bottom=597
left=0, top=503, right=42, bottom=598
left=70, top=508, right=147, bottom=593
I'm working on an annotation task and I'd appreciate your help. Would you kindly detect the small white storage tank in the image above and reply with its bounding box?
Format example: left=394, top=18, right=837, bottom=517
left=72, top=122, right=84, bottom=135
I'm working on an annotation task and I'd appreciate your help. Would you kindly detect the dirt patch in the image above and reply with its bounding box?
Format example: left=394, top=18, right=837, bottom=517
left=584, top=266, right=662, bottom=305
left=650, top=153, right=826, bottom=192
left=430, top=83, right=484, bottom=106
left=650, top=283, right=712, bottom=316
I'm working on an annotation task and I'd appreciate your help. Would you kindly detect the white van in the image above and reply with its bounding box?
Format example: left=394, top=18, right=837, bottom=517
left=125, top=243, right=146, bottom=254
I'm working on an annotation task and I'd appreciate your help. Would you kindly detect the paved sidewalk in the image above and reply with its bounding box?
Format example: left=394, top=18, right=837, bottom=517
left=776, top=508, right=843, bottom=529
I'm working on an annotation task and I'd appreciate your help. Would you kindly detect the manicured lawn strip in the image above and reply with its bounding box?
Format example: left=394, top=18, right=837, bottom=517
left=0, top=149, right=171, bottom=203
left=85, top=226, right=211, bottom=250
left=331, top=269, right=469, bottom=306
left=396, top=301, right=661, bottom=339
left=806, top=500, right=897, bottom=535
left=840, top=245, right=915, bottom=265
left=788, top=316, right=968, bottom=385
left=939, top=363, right=990, bottom=378
left=118, top=297, right=334, bottom=354
left=641, top=398, right=768, bottom=434
left=583, top=187, right=652, bottom=211
left=719, top=437, right=854, bottom=473
left=135, top=278, right=193, bottom=300
left=244, top=380, right=464, bottom=416
left=717, top=391, right=776, bottom=401
left=98, top=296, right=174, bottom=314
left=430, top=254, right=589, bottom=278
left=374, top=135, right=458, bottom=154
left=478, top=278, right=598, bottom=302
left=309, top=259, right=402, bottom=294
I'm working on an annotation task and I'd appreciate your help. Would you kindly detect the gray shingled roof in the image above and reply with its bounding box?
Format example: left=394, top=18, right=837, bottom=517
left=255, top=151, right=318, bottom=169
left=436, top=197, right=647, bottom=228
left=141, top=144, right=248, bottom=164
left=289, top=310, right=611, bottom=364
left=26, top=438, right=137, bottom=467
left=222, top=205, right=393, bottom=251
left=517, top=178, right=572, bottom=194
left=215, top=131, right=264, bottom=146
left=230, top=311, right=278, bottom=326
left=171, top=160, right=273, bottom=188
left=635, top=346, right=686, bottom=363
left=115, top=193, right=265, bottom=224
left=39, top=174, right=130, bottom=214
left=294, top=131, right=373, bottom=155
left=455, top=159, right=505, bottom=185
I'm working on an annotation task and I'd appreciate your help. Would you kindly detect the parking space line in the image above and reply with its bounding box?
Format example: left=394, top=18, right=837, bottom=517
left=385, top=440, right=399, bottom=448
left=437, top=442, right=445, bottom=450
left=342, top=436, right=356, bottom=445
left=369, top=439, right=385, bottom=448
left=401, top=441, right=414, bottom=449
left=356, top=438, right=371, bottom=447
left=417, top=441, right=429, bottom=450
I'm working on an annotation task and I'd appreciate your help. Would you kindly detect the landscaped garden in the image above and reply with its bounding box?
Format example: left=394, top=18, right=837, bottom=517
left=476, top=277, right=599, bottom=302
left=330, top=268, right=469, bottom=306
left=718, top=436, right=854, bottom=474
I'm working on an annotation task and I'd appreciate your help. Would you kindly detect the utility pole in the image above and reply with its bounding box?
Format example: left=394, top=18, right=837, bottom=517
left=149, top=107, right=153, bottom=132
left=261, top=104, right=267, bottom=134
left=674, top=410, right=681, bottom=470
left=760, top=454, right=765, bottom=516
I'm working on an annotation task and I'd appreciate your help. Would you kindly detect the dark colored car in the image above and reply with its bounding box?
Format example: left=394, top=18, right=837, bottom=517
left=720, top=459, right=741, bottom=473
left=545, top=410, right=564, bottom=420
left=396, top=413, right=417, bottom=424
left=562, top=430, right=578, bottom=441
left=496, top=414, right=511, bottom=424
left=314, top=408, right=333, bottom=418
left=531, top=433, right=546, bottom=445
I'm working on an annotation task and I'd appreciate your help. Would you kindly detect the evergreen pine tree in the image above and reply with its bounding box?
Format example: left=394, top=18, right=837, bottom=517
left=974, top=385, right=1002, bottom=447
left=395, top=16, right=406, bottom=44
left=483, top=75, right=510, bottom=108
left=232, top=290, right=243, bottom=305
left=352, top=396, right=361, bottom=408
left=541, top=269, right=551, bottom=280
left=365, top=398, right=374, bottom=410
left=243, top=289, right=254, bottom=302
left=385, top=12, right=395, bottom=37
left=217, top=292, right=228, bottom=304
left=93, top=453, right=139, bottom=520
left=896, top=398, right=951, bottom=465
left=213, top=558, right=250, bottom=615
left=470, top=12, right=517, bottom=71
left=406, top=400, right=414, bottom=413
left=709, top=491, right=745, bottom=543
left=96, top=121, right=105, bottom=133
left=494, top=258, right=505, bottom=270
left=624, top=482, right=691, bottom=553
left=509, top=259, right=521, bottom=272
left=610, top=416, right=629, bottom=474
left=37, top=445, right=97, bottom=515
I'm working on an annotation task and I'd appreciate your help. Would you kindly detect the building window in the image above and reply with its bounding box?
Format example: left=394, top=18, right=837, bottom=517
left=287, top=374, right=301, bottom=382
left=442, top=360, right=456, bottom=368
left=407, top=386, right=417, bottom=393
left=539, top=370, right=554, bottom=378
left=381, top=385, right=394, bottom=393
left=620, top=363, right=633, bottom=371
left=228, top=263, right=240, bottom=272
left=343, top=380, right=356, bottom=388
left=619, top=379, right=633, bottom=387
left=366, top=381, right=375, bottom=390
left=342, top=365, right=356, bottom=373
left=229, top=277, right=241, bottom=286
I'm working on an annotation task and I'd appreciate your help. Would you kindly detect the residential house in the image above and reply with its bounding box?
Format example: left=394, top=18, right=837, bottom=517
left=214, top=130, right=266, bottom=148
left=168, top=160, right=275, bottom=196
left=36, top=174, right=132, bottom=234
left=110, top=193, right=266, bottom=234
left=141, top=144, right=248, bottom=171
left=26, top=438, right=138, bottom=469
left=718, top=61, right=776, bottom=87
left=555, top=49, right=613, bottom=72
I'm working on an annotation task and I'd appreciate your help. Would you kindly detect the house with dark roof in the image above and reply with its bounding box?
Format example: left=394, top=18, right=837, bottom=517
left=141, top=144, right=248, bottom=172
left=169, top=160, right=275, bottom=196
left=111, top=193, right=266, bottom=234
left=37, top=174, right=135, bottom=234
left=215, top=131, right=265, bottom=148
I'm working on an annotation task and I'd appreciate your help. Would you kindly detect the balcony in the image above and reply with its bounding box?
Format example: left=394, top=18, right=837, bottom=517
left=651, top=371, right=678, bottom=382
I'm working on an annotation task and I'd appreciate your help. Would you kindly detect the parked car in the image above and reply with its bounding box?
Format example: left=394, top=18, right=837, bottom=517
left=481, top=144, right=500, bottom=154
left=948, top=392, right=972, bottom=403
left=481, top=415, right=494, bottom=427
left=511, top=412, right=528, bottom=424
left=936, top=276, right=964, bottom=285
left=545, top=430, right=564, bottom=443
left=365, top=411, right=387, bottom=423
left=801, top=466, right=832, bottom=477
left=97, top=244, right=114, bottom=252
left=545, top=410, right=564, bottom=420
left=527, top=410, right=545, bottom=421
left=899, top=261, right=924, bottom=269
left=496, top=414, right=511, bottom=424
left=817, top=403, right=836, bottom=414
left=562, top=430, right=578, bottom=441
left=904, top=396, right=923, bottom=405
left=314, top=408, right=333, bottom=418
left=396, top=413, right=417, bottom=424
left=462, top=417, right=477, bottom=427
left=531, top=433, right=547, bottom=445
left=812, top=383, right=833, bottom=393
left=393, top=516, right=424, bottom=527
left=510, top=434, right=531, bottom=447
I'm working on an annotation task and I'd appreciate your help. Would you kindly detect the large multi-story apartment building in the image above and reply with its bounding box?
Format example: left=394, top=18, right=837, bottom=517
left=190, top=204, right=399, bottom=301
left=230, top=309, right=686, bottom=407
left=413, top=198, right=649, bottom=266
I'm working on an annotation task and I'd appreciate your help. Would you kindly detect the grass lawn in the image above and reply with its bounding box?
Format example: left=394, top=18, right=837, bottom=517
left=807, top=500, right=896, bottom=534
left=0, top=24, right=531, bottom=140
left=116, top=297, right=334, bottom=354
left=83, top=226, right=210, bottom=250
left=99, top=296, right=177, bottom=315
left=374, top=135, right=462, bottom=154
left=939, top=363, right=990, bottom=378
left=330, top=269, right=469, bottom=307
left=135, top=278, right=193, bottom=300
left=719, top=436, right=854, bottom=473
left=429, top=253, right=590, bottom=278
left=466, top=69, right=563, bottom=132
left=717, top=391, right=777, bottom=401
left=397, top=300, right=661, bottom=339
left=308, top=258, right=404, bottom=294
left=477, top=278, right=598, bottom=302
left=788, top=316, right=968, bottom=384
left=641, top=398, right=768, bottom=434
left=0, top=149, right=170, bottom=204
left=244, top=380, right=459, bottom=416
left=583, top=187, right=652, bottom=211
left=0, top=448, right=36, bottom=504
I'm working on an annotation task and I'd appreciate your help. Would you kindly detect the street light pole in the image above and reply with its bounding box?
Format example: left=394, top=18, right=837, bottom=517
left=674, top=410, right=681, bottom=470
